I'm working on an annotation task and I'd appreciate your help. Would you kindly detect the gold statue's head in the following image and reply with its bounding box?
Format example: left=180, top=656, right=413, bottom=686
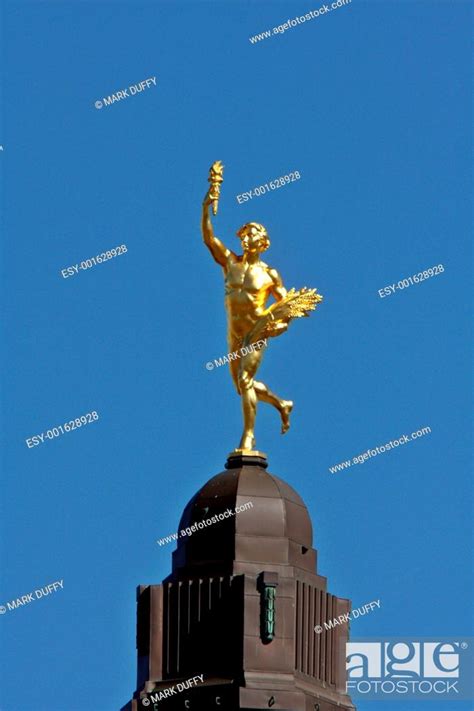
left=236, top=223, right=270, bottom=254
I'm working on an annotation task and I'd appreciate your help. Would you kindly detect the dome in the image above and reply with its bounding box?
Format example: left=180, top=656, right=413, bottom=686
left=171, top=459, right=316, bottom=577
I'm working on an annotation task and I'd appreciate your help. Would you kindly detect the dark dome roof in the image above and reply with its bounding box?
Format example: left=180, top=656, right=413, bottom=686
left=171, top=464, right=314, bottom=576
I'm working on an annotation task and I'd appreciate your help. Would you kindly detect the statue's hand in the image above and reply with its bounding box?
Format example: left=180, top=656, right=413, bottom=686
left=203, top=188, right=215, bottom=207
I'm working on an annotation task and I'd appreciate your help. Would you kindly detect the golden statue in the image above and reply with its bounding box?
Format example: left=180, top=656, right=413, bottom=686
left=202, top=161, right=323, bottom=453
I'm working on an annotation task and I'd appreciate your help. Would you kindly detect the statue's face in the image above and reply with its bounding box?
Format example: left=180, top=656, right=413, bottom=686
left=239, top=225, right=268, bottom=254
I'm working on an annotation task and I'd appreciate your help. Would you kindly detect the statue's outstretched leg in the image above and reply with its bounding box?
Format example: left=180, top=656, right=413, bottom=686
left=253, top=381, right=293, bottom=434
left=243, top=319, right=294, bottom=434
left=229, top=338, right=294, bottom=446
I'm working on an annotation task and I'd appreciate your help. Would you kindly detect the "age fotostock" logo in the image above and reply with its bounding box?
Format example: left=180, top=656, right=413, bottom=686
left=346, top=639, right=473, bottom=700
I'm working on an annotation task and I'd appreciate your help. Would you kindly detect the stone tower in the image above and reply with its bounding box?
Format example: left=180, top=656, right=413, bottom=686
left=122, top=453, right=355, bottom=711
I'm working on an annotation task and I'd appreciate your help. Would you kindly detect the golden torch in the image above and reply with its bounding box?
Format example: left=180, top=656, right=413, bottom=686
left=208, top=160, right=224, bottom=216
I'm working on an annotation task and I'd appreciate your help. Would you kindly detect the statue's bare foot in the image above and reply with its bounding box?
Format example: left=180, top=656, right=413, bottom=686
left=280, top=400, right=293, bottom=434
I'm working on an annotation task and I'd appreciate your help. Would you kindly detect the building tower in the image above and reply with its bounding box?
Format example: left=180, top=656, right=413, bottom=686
left=123, top=453, right=355, bottom=711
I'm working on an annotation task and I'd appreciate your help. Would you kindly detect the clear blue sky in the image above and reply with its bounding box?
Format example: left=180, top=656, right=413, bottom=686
left=1, top=1, right=472, bottom=710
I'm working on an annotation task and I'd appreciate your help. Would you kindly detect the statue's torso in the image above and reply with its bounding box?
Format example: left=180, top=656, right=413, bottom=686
left=224, top=258, right=274, bottom=339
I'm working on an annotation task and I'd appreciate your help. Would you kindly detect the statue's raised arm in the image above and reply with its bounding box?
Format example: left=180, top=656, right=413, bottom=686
left=201, top=161, right=236, bottom=268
